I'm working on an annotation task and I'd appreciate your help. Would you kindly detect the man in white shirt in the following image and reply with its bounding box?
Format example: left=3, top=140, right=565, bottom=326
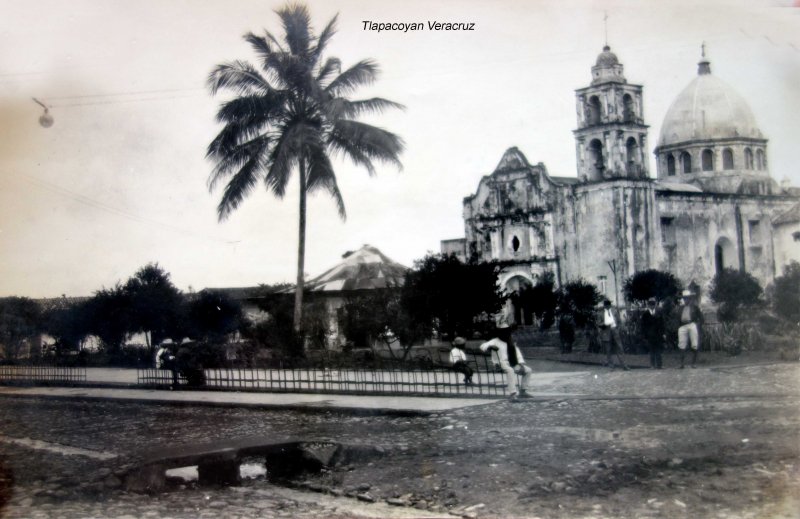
left=596, top=300, right=630, bottom=370
left=479, top=328, right=533, bottom=401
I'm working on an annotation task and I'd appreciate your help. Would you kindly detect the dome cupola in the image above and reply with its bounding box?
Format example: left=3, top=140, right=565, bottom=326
left=590, top=45, right=626, bottom=85
left=654, top=46, right=771, bottom=194
left=658, top=61, right=762, bottom=147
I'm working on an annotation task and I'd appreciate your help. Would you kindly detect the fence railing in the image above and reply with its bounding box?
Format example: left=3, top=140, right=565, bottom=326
left=137, top=352, right=517, bottom=398
left=0, top=365, right=87, bottom=385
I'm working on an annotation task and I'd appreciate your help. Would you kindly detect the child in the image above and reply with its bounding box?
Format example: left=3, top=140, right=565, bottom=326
left=449, top=336, right=474, bottom=384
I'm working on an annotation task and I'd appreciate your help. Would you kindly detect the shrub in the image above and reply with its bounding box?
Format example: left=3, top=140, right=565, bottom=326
left=709, top=268, right=762, bottom=323
left=557, top=279, right=601, bottom=328
left=771, top=261, right=800, bottom=324
left=623, top=269, right=682, bottom=303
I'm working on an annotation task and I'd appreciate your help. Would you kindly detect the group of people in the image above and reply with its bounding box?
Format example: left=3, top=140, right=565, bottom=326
left=448, top=288, right=705, bottom=401
left=595, top=289, right=704, bottom=370
left=449, top=300, right=534, bottom=402
left=154, top=340, right=207, bottom=388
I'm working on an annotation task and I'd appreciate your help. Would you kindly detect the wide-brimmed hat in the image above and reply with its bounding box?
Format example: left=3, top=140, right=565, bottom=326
left=647, top=297, right=657, bottom=304
left=453, top=337, right=466, bottom=346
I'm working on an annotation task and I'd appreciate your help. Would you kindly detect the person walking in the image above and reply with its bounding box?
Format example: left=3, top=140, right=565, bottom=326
left=558, top=310, right=576, bottom=354
left=449, top=336, right=474, bottom=384
left=596, top=300, right=630, bottom=370
left=640, top=297, right=665, bottom=369
left=677, top=289, right=703, bottom=368
left=479, top=327, right=533, bottom=401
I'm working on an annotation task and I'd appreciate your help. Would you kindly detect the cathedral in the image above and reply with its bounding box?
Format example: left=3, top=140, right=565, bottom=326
left=441, top=45, right=800, bottom=306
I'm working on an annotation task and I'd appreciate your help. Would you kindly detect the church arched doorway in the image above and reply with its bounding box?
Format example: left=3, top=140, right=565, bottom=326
left=505, top=275, right=533, bottom=326
left=715, top=237, right=736, bottom=275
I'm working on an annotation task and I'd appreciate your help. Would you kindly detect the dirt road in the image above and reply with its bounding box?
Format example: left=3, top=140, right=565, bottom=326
left=1, top=363, right=798, bottom=518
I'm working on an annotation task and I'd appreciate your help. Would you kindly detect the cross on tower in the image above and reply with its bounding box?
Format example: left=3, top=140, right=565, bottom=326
left=604, top=11, right=609, bottom=46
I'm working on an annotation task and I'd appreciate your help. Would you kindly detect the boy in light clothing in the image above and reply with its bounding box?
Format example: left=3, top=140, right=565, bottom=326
left=449, top=336, right=474, bottom=384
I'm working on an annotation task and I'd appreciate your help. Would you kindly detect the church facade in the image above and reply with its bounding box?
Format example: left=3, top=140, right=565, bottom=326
left=442, top=45, right=800, bottom=305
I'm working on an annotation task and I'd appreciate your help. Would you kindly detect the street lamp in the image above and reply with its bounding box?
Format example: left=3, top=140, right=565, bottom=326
left=607, top=259, right=619, bottom=307
left=32, top=98, right=53, bottom=128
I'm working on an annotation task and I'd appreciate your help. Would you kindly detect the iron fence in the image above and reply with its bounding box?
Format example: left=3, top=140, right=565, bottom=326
left=0, top=365, right=87, bottom=385
left=137, top=352, right=517, bottom=398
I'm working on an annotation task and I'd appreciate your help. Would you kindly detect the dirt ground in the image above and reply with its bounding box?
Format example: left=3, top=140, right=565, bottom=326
left=0, top=362, right=799, bottom=519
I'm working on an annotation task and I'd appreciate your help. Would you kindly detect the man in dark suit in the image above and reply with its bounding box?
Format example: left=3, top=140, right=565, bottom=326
left=641, top=297, right=665, bottom=369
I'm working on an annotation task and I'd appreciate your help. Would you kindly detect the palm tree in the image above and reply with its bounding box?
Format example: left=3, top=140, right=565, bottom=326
left=206, top=4, right=404, bottom=343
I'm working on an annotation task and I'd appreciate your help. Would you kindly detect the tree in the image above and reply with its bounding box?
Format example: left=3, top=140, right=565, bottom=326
left=623, top=269, right=682, bottom=303
left=710, top=268, right=763, bottom=323
left=246, top=294, right=302, bottom=356
left=400, top=254, right=504, bottom=339
left=771, top=261, right=800, bottom=324
left=186, top=290, right=248, bottom=343
left=519, top=272, right=557, bottom=330
left=41, top=298, right=90, bottom=353
left=84, top=285, right=131, bottom=353
left=206, top=4, right=404, bottom=342
left=557, top=279, right=601, bottom=328
left=338, top=288, right=425, bottom=360
left=0, top=297, right=42, bottom=361
left=124, top=263, right=183, bottom=348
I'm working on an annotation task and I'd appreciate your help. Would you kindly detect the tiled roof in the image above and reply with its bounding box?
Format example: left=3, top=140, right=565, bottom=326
left=302, top=244, right=408, bottom=292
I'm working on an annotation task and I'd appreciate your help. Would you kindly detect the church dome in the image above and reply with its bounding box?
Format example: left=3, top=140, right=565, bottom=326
left=595, top=45, right=619, bottom=67
left=658, top=61, right=763, bottom=147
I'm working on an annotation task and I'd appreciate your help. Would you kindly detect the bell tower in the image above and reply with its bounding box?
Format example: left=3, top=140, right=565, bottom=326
left=573, top=45, right=649, bottom=182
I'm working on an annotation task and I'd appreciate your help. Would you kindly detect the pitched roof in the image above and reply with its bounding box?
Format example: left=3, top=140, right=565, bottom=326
left=303, top=244, right=408, bottom=292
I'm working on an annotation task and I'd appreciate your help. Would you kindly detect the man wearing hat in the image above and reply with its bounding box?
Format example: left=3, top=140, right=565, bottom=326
left=449, top=336, right=474, bottom=385
left=596, top=299, right=630, bottom=370
left=640, top=297, right=665, bottom=369
left=677, top=290, right=704, bottom=368
left=480, top=327, right=533, bottom=401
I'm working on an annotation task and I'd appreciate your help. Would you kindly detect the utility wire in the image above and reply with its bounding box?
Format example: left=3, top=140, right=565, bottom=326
left=7, top=172, right=240, bottom=245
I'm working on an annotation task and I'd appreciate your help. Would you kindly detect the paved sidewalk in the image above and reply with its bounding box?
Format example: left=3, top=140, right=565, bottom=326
left=0, top=368, right=591, bottom=414
left=0, top=386, right=503, bottom=415
left=2, top=363, right=798, bottom=415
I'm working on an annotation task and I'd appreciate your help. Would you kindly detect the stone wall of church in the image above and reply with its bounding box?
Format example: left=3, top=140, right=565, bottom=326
left=559, top=180, right=661, bottom=302
left=463, top=165, right=560, bottom=264
left=655, top=192, right=798, bottom=291
left=774, top=222, right=800, bottom=270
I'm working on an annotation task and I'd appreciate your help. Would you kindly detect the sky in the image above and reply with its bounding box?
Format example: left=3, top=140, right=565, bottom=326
left=1, top=0, right=798, bottom=298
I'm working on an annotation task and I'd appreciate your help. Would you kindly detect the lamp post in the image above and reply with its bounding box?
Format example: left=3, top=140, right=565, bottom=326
left=607, top=259, right=619, bottom=307
left=32, top=98, right=53, bottom=128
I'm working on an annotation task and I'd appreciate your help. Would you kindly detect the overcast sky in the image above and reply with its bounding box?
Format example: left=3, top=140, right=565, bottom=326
left=1, top=0, right=798, bottom=298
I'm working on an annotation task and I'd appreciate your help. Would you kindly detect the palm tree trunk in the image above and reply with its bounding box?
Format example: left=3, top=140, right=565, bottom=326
left=294, top=157, right=307, bottom=349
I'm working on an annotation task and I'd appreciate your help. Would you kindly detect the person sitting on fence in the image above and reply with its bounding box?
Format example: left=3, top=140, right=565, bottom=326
left=449, top=336, right=474, bottom=385
left=479, top=327, right=533, bottom=401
